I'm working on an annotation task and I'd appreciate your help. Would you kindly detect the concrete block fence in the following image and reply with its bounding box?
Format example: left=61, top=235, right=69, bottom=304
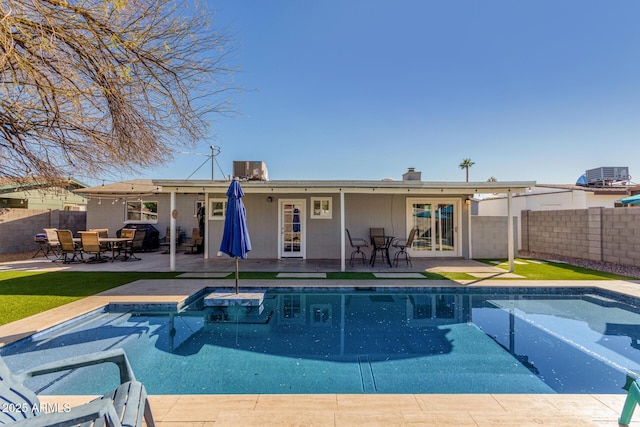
left=521, top=207, right=640, bottom=268
left=0, top=209, right=86, bottom=255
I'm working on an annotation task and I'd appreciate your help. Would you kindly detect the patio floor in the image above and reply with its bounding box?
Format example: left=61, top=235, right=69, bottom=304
left=1, top=250, right=511, bottom=274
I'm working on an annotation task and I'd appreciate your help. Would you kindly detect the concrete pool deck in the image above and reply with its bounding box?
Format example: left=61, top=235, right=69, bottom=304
left=2, top=256, right=640, bottom=425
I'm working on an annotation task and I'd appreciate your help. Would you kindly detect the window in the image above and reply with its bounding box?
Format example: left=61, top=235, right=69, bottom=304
left=209, top=198, right=227, bottom=220
left=279, top=294, right=305, bottom=324
left=126, top=201, right=158, bottom=223
left=310, top=197, right=332, bottom=219
left=310, top=304, right=332, bottom=327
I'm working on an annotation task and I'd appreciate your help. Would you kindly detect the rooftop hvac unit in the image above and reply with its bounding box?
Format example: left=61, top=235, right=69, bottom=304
left=585, top=167, right=629, bottom=186
left=233, top=161, right=269, bottom=181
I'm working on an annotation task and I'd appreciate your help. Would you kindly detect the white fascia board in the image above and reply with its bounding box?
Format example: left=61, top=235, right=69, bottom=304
left=151, top=180, right=536, bottom=195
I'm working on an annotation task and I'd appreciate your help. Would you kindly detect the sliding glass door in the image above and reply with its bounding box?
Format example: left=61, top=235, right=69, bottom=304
left=407, top=199, right=459, bottom=256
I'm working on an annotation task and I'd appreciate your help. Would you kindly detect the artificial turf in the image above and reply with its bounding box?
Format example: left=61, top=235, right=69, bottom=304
left=0, top=271, right=178, bottom=325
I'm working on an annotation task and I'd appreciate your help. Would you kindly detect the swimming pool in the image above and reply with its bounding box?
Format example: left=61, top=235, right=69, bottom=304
left=2, top=287, right=639, bottom=395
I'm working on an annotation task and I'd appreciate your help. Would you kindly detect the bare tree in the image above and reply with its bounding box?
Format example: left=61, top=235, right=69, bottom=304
left=1, top=0, right=236, bottom=182
left=458, top=158, right=474, bottom=182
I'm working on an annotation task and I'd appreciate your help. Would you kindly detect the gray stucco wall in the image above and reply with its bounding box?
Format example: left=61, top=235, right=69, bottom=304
left=83, top=191, right=473, bottom=260
left=470, top=216, right=517, bottom=259
left=86, top=193, right=204, bottom=241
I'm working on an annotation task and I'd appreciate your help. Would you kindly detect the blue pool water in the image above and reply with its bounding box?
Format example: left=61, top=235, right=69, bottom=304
left=2, top=287, right=640, bottom=395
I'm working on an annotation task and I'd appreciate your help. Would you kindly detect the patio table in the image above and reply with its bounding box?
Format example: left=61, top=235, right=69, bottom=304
left=74, top=235, right=133, bottom=261
left=370, top=235, right=394, bottom=267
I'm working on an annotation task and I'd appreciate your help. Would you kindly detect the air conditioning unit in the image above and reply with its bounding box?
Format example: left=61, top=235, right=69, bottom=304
left=233, top=161, right=269, bottom=181
left=585, top=167, right=629, bottom=186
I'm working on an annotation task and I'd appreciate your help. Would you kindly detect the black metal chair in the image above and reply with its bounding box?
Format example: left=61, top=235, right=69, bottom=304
left=369, top=228, right=392, bottom=267
left=393, top=228, right=418, bottom=267
left=346, top=228, right=368, bottom=266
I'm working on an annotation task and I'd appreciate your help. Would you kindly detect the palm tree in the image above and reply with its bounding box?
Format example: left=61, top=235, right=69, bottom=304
left=459, top=158, right=475, bottom=182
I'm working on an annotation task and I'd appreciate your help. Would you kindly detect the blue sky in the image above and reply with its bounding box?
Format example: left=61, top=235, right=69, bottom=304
left=136, top=0, right=640, bottom=184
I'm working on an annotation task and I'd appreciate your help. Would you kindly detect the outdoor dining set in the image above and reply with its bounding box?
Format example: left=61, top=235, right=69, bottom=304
left=34, top=227, right=146, bottom=263
left=346, top=227, right=418, bottom=268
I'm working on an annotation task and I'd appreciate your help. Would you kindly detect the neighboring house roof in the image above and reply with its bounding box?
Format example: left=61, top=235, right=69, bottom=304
left=0, top=177, right=88, bottom=194
left=0, top=177, right=88, bottom=209
left=535, top=183, right=631, bottom=195
left=477, top=183, right=634, bottom=201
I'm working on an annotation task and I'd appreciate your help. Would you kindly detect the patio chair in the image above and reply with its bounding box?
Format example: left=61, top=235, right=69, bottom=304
left=121, top=229, right=146, bottom=261
left=346, top=228, right=368, bottom=266
left=369, top=228, right=391, bottom=267
left=107, top=228, right=135, bottom=261
left=392, top=228, right=418, bottom=267
left=81, top=231, right=108, bottom=263
left=0, top=348, right=155, bottom=427
left=55, top=229, right=83, bottom=263
left=90, top=228, right=110, bottom=251
left=90, top=228, right=109, bottom=238
left=42, top=228, right=60, bottom=259
left=620, top=374, right=640, bottom=426
left=185, top=228, right=203, bottom=254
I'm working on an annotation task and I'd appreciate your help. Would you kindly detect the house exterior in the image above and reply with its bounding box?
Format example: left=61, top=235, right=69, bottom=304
left=475, top=184, right=634, bottom=250
left=0, top=178, right=87, bottom=210
left=80, top=173, right=534, bottom=271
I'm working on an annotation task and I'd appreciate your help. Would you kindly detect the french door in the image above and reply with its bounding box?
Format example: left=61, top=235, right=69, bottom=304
left=406, top=199, right=459, bottom=257
left=279, top=200, right=306, bottom=258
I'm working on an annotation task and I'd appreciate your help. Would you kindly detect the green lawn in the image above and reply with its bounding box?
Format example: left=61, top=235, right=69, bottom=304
left=478, top=258, right=637, bottom=280
left=0, top=271, right=178, bottom=325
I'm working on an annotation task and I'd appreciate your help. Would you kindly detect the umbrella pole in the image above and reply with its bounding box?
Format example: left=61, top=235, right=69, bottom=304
left=235, top=256, right=239, bottom=294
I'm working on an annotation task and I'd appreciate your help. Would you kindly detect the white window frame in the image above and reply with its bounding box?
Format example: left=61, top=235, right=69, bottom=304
left=124, top=200, right=158, bottom=223
left=310, top=197, right=332, bottom=219
left=209, top=198, right=227, bottom=220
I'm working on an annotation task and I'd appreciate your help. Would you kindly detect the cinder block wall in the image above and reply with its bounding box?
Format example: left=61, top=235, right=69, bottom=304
left=602, top=207, right=640, bottom=266
left=470, top=216, right=517, bottom=259
left=0, top=209, right=86, bottom=255
left=521, top=209, right=592, bottom=259
left=522, top=207, right=640, bottom=267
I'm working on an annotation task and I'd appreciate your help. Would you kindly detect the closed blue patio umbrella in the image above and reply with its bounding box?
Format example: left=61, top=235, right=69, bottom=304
left=219, top=180, right=252, bottom=293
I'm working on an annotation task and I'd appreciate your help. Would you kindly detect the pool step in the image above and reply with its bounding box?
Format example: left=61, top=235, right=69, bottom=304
left=583, top=293, right=619, bottom=307
left=204, top=291, right=267, bottom=323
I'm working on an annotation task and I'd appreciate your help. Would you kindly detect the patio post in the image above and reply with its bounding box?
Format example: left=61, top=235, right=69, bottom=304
left=203, top=192, right=209, bottom=259
left=170, top=191, right=176, bottom=272
left=340, top=190, right=345, bottom=272
left=507, top=190, right=514, bottom=272
left=467, top=198, right=473, bottom=259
